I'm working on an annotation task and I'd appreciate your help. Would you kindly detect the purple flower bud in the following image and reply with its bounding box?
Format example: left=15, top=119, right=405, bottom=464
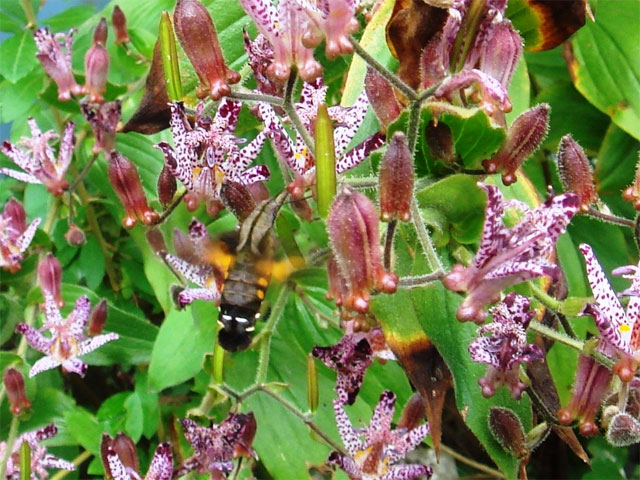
left=364, top=68, right=403, bottom=130
left=328, top=186, right=398, bottom=313
left=379, top=132, right=413, bottom=222
left=38, top=253, right=63, bottom=308
left=174, top=0, right=240, bottom=100
left=34, top=28, right=83, bottom=101
left=397, top=393, right=426, bottom=431
left=557, top=134, right=597, bottom=211
left=425, top=120, right=456, bottom=164
left=112, top=6, right=130, bottom=45
left=3, top=368, right=31, bottom=415
left=107, top=151, right=159, bottom=229
left=483, top=104, right=550, bottom=185
left=64, top=223, right=86, bottom=246
left=157, top=164, right=177, bottom=207
left=1, top=199, right=40, bottom=273
left=622, top=154, right=640, bottom=210
left=606, top=412, right=640, bottom=447
left=88, top=299, right=108, bottom=336
left=101, top=433, right=140, bottom=478
left=233, top=412, right=257, bottom=459
left=84, top=18, right=110, bottom=103
left=488, top=407, right=528, bottom=459
left=220, top=180, right=257, bottom=222
left=479, top=20, right=522, bottom=89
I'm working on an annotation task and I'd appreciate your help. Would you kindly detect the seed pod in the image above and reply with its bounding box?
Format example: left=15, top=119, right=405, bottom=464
left=88, top=299, right=108, bottom=336
left=108, top=151, right=159, bottom=228
left=365, top=68, right=402, bottom=130
left=38, top=253, right=63, bottom=308
left=483, top=104, right=550, bottom=185
left=315, top=103, right=337, bottom=219
left=479, top=20, right=522, bottom=89
left=398, top=393, right=426, bottom=431
left=489, top=407, right=528, bottom=459
left=157, top=164, right=177, bottom=207
left=379, top=132, right=413, bottom=222
left=3, top=368, right=31, bottom=415
left=112, top=6, right=130, bottom=45
left=84, top=18, right=110, bottom=103
left=174, top=0, right=240, bottom=100
left=307, top=353, right=319, bottom=413
left=64, top=223, right=86, bottom=246
left=159, top=11, right=183, bottom=101
left=221, top=180, right=256, bottom=222
left=557, top=135, right=597, bottom=211
left=606, top=412, right=640, bottom=447
left=146, top=228, right=167, bottom=255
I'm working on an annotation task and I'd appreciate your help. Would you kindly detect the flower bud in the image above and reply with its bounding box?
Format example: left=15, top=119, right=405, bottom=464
left=157, top=164, right=177, bottom=207
left=107, top=151, right=159, bottom=229
left=232, top=412, right=258, bottom=459
left=398, top=393, right=426, bottom=431
left=479, top=21, right=522, bottom=89
left=64, top=223, right=86, bottom=246
left=3, top=368, right=31, bottom=415
left=307, top=353, right=319, bottom=413
left=221, top=180, right=256, bottom=222
left=328, top=186, right=398, bottom=313
left=38, top=253, right=63, bottom=308
left=425, top=120, right=455, bottom=164
left=483, top=104, right=550, bottom=185
left=622, top=153, right=640, bottom=210
left=112, top=6, right=130, bottom=45
left=557, top=135, right=597, bottom=211
left=101, top=433, right=139, bottom=479
left=364, top=68, right=402, bottom=130
left=326, top=253, right=348, bottom=307
left=489, top=407, right=528, bottom=459
left=379, top=132, right=413, bottom=222
left=146, top=228, right=167, bottom=255
left=606, top=412, right=640, bottom=447
left=88, top=299, right=108, bottom=336
left=174, top=0, right=240, bottom=100
left=84, top=18, right=110, bottom=103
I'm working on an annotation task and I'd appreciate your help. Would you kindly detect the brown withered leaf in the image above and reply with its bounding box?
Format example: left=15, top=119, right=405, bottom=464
left=122, top=40, right=171, bottom=134
left=519, top=0, right=586, bottom=52
left=386, top=0, right=449, bottom=89
left=386, top=335, right=452, bottom=459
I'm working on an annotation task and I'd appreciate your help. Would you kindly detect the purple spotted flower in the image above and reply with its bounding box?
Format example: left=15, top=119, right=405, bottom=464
left=34, top=28, right=83, bottom=101
left=329, top=390, right=432, bottom=480
left=469, top=292, right=543, bottom=399
left=161, top=219, right=230, bottom=307
left=156, top=100, right=269, bottom=216
left=239, top=0, right=322, bottom=83
left=16, top=293, right=118, bottom=377
left=0, top=424, right=75, bottom=479
left=1, top=119, right=75, bottom=195
left=260, top=79, right=384, bottom=196
left=298, top=0, right=360, bottom=60
left=579, top=244, right=640, bottom=382
left=176, top=413, right=257, bottom=477
left=103, top=438, right=173, bottom=480
left=0, top=198, right=40, bottom=273
left=443, top=184, right=579, bottom=323
left=243, top=31, right=284, bottom=103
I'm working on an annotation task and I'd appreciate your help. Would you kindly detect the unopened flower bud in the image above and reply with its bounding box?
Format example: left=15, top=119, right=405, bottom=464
left=64, top=223, right=86, bottom=246
left=425, top=120, right=455, bottom=164
left=479, top=21, right=522, bottom=89
left=622, top=153, right=640, bottom=210
left=38, top=253, right=63, bottom=308
left=84, top=18, right=110, bottom=103
left=379, top=132, right=413, bottom=222
left=326, top=253, right=348, bottom=307
left=364, top=68, right=402, bottom=130
left=101, top=433, right=139, bottom=479
left=3, top=368, right=31, bottom=415
left=233, top=412, right=258, bottom=459
left=108, top=151, right=159, bottom=229
left=483, top=104, right=550, bottom=185
left=112, top=6, right=130, bottom=45
left=88, top=299, right=108, bottom=336
left=307, top=353, right=319, bottom=413
left=606, top=412, right=640, bottom=447
left=174, top=0, right=240, bottom=100
left=157, top=164, right=177, bottom=207
left=146, top=228, right=167, bottom=255
left=398, top=393, right=426, bottom=431
left=328, top=186, right=398, bottom=313
left=557, top=135, right=597, bottom=211
left=489, top=407, right=528, bottom=459
left=221, top=180, right=256, bottom=222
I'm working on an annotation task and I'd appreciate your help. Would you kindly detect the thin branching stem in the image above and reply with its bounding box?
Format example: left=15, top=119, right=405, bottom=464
left=282, top=72, right=315, bottom=157
left=586, top=207, right=634, bottom=228
left=406, top=101, right=422, bottom=155
left=0, top=413, right=20, bottom=478
left=529, top=283, right=561, bottom=312
left=254, top=285, right=291, bottom=384
left=69, top=152, right=99, bottom=192
left=383, top=220, right=397, bottom=271
left=398, top=271, right=444, bottom=288
left=150, top=190, right=187, bottom=225
left=228, top=90, right=284, bottom=107
left=20, top=0, right=37, bottom=29
left=344, top=176, right=378, bottom=188
left=410, top=198, right=443, bottom=272
left=440, top=443, right=506, bottom=479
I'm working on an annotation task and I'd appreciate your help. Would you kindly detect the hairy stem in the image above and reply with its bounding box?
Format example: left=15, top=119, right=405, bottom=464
left=151, top=190, right=187, bottom=225
left=344, top=176, right=378, bottom=188
left=0, top=414, right=20, bottom=478
left=383, top=220, right=397, bottom=271
left=69, top=152, right=99, bottom=192
left=282, top=72, right=315, bottom=157
left=586, top=207, right=634, bottom=228
left=530, top=283, right=561, bottom=312
left=228, top=90, right=284, bottom=107
left=440, top=443, right=506, bottom=479
left=410, top=198, right=443, bottom=272
left=254, top=285, right=290, bottom=384
left=406, top=101, right=422, bottom=155
left=398, top=271, right=445, bottom=288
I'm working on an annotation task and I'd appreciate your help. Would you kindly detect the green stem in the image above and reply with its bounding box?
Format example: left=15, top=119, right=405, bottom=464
left=440, top=444, right=506, bottom=479
left=409, top=198, right=443, bottom=272
left=398, top=271, right=444, bottom=288
left=383, top=220, right=397, bottom=271
left=349, top=36, right=417, bottom=101
left=151, top=190, right=187, bottom=225
left=20, top=0, right=37, bottom=29
left=0, top=414, right=21, bottom=479
left=586, top=207, right=634, bottom=228
left=282, top=73, right=315, bottom=157
left=406, top=101, right=422, bottom=155
left=228, top=90, right=284, bottom=107
left=49, top=451, right=92, bottom=480
left=343, top=176, right=378, bottom=188
left=254, top=285, right=290, bottom=384
left=530, top=283, right=561, bottom=311
left=69, top=152, right=99, bottom=192
left=528, top=321, right=583, bottom=351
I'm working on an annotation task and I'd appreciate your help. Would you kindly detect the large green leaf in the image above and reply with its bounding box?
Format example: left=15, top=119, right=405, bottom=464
left=568, top=0, right=640, bottom=140
left=0, top=30, right=37, bottom=83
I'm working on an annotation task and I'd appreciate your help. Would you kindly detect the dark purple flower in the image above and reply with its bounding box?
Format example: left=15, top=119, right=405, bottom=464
left=81, top=101, right=121, bottom=153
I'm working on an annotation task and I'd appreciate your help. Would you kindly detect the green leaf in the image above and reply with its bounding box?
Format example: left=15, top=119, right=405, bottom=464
left=568, top=0, right=640, bottom=140
left=64, top=407, right=104, bottom=455
left=0, top=74, right=44, bottom=123
left=97, top=392, right=130, bottom=434
left=77, top=236, right=106, bottom=290
left=0, top=31, right=37, bottom=83
left=124, top=392, right=144, bottom=442
left=43, top=5, right=96, bottom=31
left=148, top=303, right=217, bottom=392
left=506, top=56, right=530, bottom=122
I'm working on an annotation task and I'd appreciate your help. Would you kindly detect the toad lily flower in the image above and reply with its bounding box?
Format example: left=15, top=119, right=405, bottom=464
left=259, top=78, right=384, bottom=195
left=443, top=184, right=579, bottom=323
left=1, top=119, right=75, bottom=195
left=102, top=435, right=173, bottom=480
left=176, top=414, right=257, bottom=477
left=469, top=292, right=544, bottom=399
left=298, top=0, right=360, bottom=59
left=239, top=0, right=322, bottom=82
left=34, top=28, right=83, bottom=101
left=16, top=293, right=118, bottom=377
left=329, top=390, right=432, bottom=480
left=156, top=100, right=269, bottom=216
left=0, top=424, right=75, bottom=479
left=579, top=244, right=640, bottom=382
left=0, top=198, right=40, bottom=273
